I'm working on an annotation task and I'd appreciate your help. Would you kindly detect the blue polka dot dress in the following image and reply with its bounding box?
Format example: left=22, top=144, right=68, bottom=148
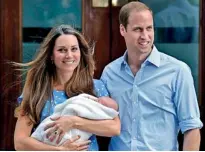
left=18, top=79, right=109, bottom=151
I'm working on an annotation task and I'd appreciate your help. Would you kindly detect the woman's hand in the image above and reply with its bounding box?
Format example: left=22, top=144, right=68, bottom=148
left=58, top=135, right=91, bottom=151
left=44, top=116, right=77, bottom=144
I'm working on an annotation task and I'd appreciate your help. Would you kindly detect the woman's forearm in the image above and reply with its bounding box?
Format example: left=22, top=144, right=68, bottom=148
left=73, top=116, right=121, bottom=137
left=14, top=115, right=60, bottom=151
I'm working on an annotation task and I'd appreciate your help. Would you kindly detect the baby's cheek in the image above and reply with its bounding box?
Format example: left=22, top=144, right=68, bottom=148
left=97, top=99, right=102, bottom=103
left=97, top=98, right=104, bottom=104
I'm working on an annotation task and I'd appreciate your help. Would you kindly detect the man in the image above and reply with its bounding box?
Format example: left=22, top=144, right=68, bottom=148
left=101, top=1, right=202, bottom=151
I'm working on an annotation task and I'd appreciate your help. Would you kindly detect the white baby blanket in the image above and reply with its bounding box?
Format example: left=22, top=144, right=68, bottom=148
left=31, top=93, right=119, bottom=146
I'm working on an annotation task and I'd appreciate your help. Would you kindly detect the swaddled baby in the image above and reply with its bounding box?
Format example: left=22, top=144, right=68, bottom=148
left=31, top=93, right=119, bottom=146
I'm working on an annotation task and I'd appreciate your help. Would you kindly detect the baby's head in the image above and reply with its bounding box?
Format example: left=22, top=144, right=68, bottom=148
left=78, top=94, right=118, bottom=111
left=98, top=97, right=118, bottom=111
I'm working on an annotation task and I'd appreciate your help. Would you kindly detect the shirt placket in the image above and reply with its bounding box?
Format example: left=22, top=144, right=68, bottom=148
left=131, top=66, right=144, bottom=150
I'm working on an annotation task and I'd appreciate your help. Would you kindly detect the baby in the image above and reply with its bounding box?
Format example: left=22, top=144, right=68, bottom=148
left=87, top=95, right=118, bottom=111
left=31, top=94, right=118, bottom=146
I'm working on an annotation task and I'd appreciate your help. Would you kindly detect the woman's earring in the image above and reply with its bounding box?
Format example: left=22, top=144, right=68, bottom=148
left=51, top=59, right=54, bottom=64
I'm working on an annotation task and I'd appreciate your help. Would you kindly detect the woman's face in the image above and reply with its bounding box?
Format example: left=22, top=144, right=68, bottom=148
left=51, top=34, right=81, bottom=75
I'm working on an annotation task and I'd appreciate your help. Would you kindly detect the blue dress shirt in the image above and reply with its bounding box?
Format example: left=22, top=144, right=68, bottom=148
left=101, top=46, right=203, bottom=150
left=18, top=79, right=109, bottom=151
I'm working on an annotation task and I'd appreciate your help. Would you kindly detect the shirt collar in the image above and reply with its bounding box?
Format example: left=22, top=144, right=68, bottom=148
left=121, top=45, right=161, bottom=68
left=120, top=51, right=128, bottom=70
left=145, top=45, right=160, bottom=67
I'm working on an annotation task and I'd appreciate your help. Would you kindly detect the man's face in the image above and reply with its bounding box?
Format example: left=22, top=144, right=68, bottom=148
left=120, top=10, right=154, bottom=55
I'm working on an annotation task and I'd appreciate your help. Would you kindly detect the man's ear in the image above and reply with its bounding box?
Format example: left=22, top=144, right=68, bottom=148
left=120, top=24, right=126, bottom=36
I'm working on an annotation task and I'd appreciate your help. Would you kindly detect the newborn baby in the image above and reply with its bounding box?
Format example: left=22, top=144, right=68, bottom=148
left=31, top=94, right=118, bottom=146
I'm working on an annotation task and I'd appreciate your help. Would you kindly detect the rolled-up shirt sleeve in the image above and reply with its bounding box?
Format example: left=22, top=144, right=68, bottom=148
left=174, top=63, right=203, bottom=133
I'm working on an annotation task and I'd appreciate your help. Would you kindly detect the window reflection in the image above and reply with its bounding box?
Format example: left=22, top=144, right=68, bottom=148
left=141, top=0, right=199, bottom=94
left=154, top=0, right=199, bottom=43
left=22, top=0, right=82, bottom=63
left=23, top=0, right=82, bottom=28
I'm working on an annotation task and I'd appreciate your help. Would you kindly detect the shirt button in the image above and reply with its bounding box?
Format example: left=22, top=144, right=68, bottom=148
left=133, top=137, right=137, bottom=140
left=133, top=119, right=136, bottom=122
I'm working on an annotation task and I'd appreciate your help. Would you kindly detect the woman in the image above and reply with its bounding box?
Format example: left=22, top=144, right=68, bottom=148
left=14, top=24, right=120, bottom=151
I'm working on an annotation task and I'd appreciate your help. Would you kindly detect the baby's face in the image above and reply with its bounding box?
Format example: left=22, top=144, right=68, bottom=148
left=97, top=97, right=113, bottom=104
left=97, top=97, right=118, bottom=111
left=98, top=96, right=109, bottom=101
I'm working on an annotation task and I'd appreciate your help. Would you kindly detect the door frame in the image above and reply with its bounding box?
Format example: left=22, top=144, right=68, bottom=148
left=0, top=0, right=22, bottom=149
